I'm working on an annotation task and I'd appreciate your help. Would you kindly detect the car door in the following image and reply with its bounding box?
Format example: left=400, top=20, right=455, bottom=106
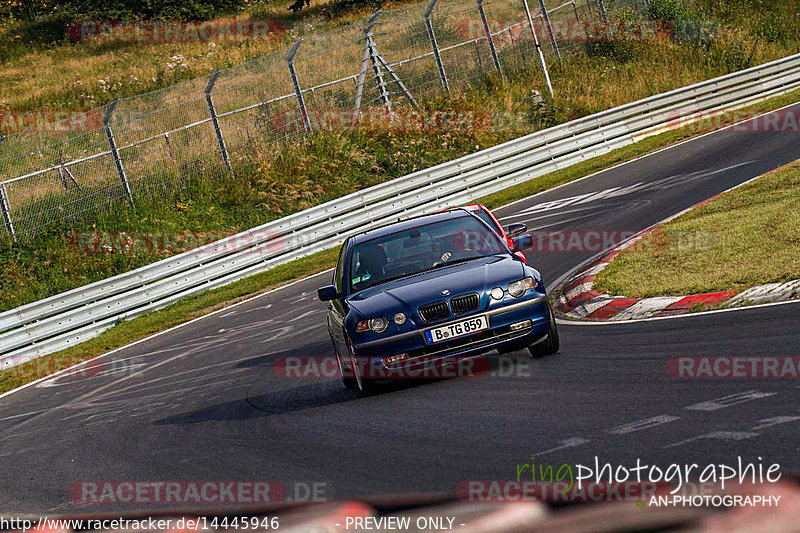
left=328, top=238, right=350, bottom=357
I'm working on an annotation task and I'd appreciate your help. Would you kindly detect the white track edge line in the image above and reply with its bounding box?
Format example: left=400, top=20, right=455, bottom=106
left=0, top=269, right=333, bottom=401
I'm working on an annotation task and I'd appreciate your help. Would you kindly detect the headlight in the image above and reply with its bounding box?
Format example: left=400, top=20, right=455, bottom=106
left=393, top=312, right=407, bottom=325
left=490, top=287, right=504, bottom=300
left=356, top=317, right=389, bottom=333
left=507, top=277, right=535, bottom=298
left=369, top=317, right=389, bottom=333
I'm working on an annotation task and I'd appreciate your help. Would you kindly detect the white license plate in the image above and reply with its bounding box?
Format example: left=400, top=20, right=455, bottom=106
left=424, top=315, right=488, bottom=344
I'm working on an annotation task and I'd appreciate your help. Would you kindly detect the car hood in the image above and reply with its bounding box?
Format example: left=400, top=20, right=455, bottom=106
left=347, top=255, right=526, bottom=318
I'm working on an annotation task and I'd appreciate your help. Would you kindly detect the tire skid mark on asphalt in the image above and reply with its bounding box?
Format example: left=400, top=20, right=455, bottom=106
left=664, top=430, right=761, bottom=448
left=608, top=415, right=681, bottom=435
left=532, top=437, right=591, bottom=456
left=220, top=303, right=272, bottom=318
left=685, top=390, right=777, bottom=411
left=0, top=319, right=326, bottom=441
left=751, top=416, right=800, bottom=430
left=288, top=309, right=323, bottom=323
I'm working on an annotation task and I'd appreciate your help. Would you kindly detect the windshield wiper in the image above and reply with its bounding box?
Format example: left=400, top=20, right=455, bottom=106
left=360, top=272, right=417, bottom=290
left=431, top=255, right=488, bottom=269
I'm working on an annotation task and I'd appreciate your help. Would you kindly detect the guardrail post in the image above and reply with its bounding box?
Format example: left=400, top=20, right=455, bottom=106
left=522, top=0, right=554, bottom=98
left=205, top=71, right=233, bottom=173
left=597, top=0, right=608, bottom=20
left=103, top=100, right=135, bottom=206
left=477, top=0, right=503, bottom=77
left=538, top=0, right=561, bottom=61
left=0, top=182, right=16, bottom=243
left=287, top=39, right=313, bottom=133
left=424, top=0, right=450, bottom=92
left=365, top=11, right=393, bottom=113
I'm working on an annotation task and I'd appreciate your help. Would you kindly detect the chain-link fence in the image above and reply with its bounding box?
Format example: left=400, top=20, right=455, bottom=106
left=0, top=0, right=645, bottom=244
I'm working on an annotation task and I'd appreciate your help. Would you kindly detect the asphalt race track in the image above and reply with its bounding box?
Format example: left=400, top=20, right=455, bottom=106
left=2, top=105, right=800, bottom=515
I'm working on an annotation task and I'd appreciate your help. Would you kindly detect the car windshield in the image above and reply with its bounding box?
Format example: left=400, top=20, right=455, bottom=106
left=350, top=215, right=507, bottom=292
left=470, top=207, right=503, bottom=237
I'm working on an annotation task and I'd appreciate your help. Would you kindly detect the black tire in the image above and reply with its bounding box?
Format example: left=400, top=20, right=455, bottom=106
left=336, top=351, right=360, bottom=390
left=332, top=328, right=359, bottom=390
left=528, top=305, right=560, bottom=358
left=345, top=337, right=382, bottom=395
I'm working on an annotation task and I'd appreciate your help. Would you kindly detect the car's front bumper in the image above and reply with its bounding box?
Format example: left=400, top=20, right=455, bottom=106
left=350, top=292, right=551, bottom=375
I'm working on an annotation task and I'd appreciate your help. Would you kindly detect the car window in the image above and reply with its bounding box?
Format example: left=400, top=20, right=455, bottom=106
left=334, top=238, right=348, bottom=293
left=350, top=216, right=506, bottom=292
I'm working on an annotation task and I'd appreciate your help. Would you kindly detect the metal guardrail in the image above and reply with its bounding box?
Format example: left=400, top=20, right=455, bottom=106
left=2, top=53, right=799, bottom=369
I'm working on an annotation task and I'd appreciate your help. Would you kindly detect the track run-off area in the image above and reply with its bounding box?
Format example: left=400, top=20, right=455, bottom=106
left=2, top=103, right=800, bottom=515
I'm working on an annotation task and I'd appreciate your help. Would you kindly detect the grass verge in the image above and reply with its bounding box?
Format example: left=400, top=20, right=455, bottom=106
left=2, top=87, right=799, bottom=395
left=593, top=159, right=800, bottom=299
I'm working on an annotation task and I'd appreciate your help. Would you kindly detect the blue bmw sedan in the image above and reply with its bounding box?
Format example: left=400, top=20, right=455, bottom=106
left=317, top=209, right=558, bottom=393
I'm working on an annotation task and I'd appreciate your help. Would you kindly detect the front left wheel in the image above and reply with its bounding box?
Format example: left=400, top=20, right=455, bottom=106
left=336, top=350, right=359, bottom=390
left=345, top=336, right=381, bottom=395
left=528, top=304, right=560, bottom=358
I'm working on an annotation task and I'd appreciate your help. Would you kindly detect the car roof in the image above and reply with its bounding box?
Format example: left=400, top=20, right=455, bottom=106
left=351, top=210, right=472, bottom=245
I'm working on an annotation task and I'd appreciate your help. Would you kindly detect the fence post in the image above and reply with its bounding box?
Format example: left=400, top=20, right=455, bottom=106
left=353, top=37, right=372, bottom=119
left=522, top=0, right=554, bottom=98
left=204, top=70, right=233, bottom=173
left=103, top=100, right=135, bottom=206
left=597, top=0, right=608, bottom=20
left=365, top=11, right=393, bottom=113
left=287, top=39, right=313, bottom=133
left=0, top=182, right=15, bottom=243
left=477, top=0, right=503, bottom=77
left=538, top=0, right=561, bottom=61
left=424, top=0, right=450, bottom=92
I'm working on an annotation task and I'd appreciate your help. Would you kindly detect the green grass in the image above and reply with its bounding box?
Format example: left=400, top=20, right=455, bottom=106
left=594, top=160, right=800, bottom=299
left=2, top=86, right=800, bottom=395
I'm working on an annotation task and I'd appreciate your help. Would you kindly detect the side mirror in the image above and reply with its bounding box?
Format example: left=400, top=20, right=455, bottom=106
left=512, top=234, right=532, bottom=251
left=504, top=223, right=528, bottom=238
left=317, top=285, right=340, bottom=302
